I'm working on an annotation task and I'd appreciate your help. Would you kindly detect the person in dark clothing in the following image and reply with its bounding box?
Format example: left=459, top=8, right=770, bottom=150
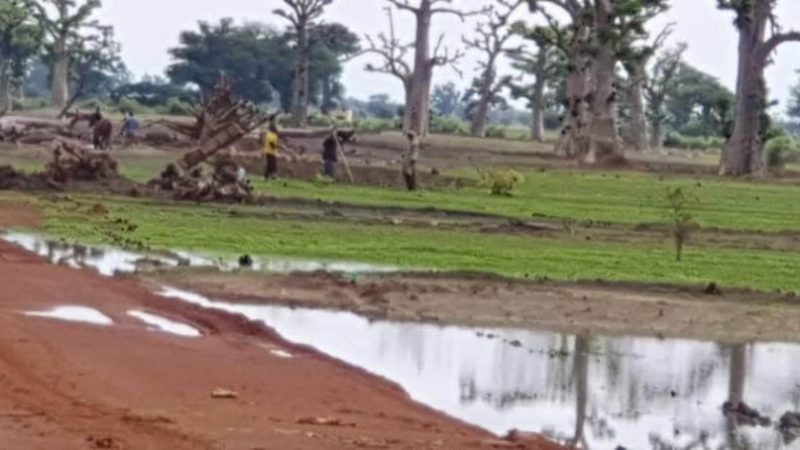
left=322, top=132, right=339, bottom=178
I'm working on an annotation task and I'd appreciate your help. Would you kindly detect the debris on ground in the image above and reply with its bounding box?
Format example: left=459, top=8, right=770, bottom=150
left=296, top=416, right=356, bottom=427
left=45, top=140, right=119, bottom=185
left=210, top=388, right=239, bottom=399
left=149, top=77, right=270, bottom=203
left=0, top=165, right=30, bottom=189
left=722, top=400, right=771, bottom=426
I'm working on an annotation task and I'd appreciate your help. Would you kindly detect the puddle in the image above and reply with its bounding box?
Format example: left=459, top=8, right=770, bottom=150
left=159, top=287, right=800, bottom=449
left=270, top=349, right=294, bottom=359
left=25, top=306, right=113, bottom=326
left=127, top=310, right=202, bottom=338
left=3, top=232, right=396, bottom=276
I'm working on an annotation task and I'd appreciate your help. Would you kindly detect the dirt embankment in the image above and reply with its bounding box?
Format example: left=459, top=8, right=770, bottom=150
left=0, top=206, right=562, bottom=449
left=155, top=270, right=800, bottom=344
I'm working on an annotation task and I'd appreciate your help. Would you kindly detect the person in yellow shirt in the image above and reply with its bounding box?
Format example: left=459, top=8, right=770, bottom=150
left=262, top=123, right=280, bottom=180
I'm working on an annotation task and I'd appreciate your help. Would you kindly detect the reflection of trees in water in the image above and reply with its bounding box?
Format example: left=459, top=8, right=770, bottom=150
left=571, top=334, right=590, bottom=449
left=44, top=239, right=104, bottom=267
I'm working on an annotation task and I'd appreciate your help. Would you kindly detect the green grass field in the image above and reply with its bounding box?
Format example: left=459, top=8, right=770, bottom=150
left=25, top=194, right=800, bottom=293
left=250, top=170, right=800, bottom=232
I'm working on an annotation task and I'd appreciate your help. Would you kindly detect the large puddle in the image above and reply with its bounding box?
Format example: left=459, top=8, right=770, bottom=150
left=160, top=286, right=800, bottom=449
left=2, top=232, right=396, bottom=276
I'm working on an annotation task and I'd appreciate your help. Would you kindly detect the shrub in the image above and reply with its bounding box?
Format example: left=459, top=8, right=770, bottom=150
left=429, top=116, right=469, bottom=135
left=117, top=97, right=153, bottom=115
left=353, top=118, right=397, bottom=133
left=478, top=169, right=525, bottom=196
left=485, top=125, right=508, bottom=139
left=764, top=136, right=799, bottom=171
left=663, top=133, right=725, bottom=150
left=161, top=97, right=193, bottom=116
left=661, top=186, right=699, bottom=262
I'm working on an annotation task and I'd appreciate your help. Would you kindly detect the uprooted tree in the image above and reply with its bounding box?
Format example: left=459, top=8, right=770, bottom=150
left=462, top=0, right=524, bottom=138
left=274, top=0, right=334, bottom=128
left=526, top=0, right=668, bottom=165
left=717, top=0, right=800, bottom=176
left=148, top=77, right=272, bottom=202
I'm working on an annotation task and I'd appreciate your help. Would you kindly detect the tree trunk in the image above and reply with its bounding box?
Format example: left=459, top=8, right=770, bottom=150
left=470, top=97, right=491, bottom=138
left=650, top=119, right=663, bottom=148
left=321, top=75, right=333, bottom=115
left=291, top=23, right=310, bottom=128
left=530, top=51, right=547, bottom=142
left=556, top=24, right=592, bottom=158
left=627, top=65, right=649, bottom=152
left=719, top=1, right=783, bottom=176
left=51, top=48, right=70, bottom=109
left=471, top=58, right=497, bottom=138
left=402, top=132, right=420, bottom=191
left=585, top=2, right=623, bottom=165
left=0, top=60, right=11, bottom=114
left=405, top=1, right=432, bottom=137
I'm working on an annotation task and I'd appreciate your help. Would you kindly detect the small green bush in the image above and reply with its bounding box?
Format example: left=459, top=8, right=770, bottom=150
left=430, top=116, right=469, bottom=135
left=765, top=136, right=799, bottom=171
left=663, top=133, right=725, bottom=150
left=161, top=97, right=193, bottom=116
left=353, top=118, right=397, bottom=133
left=117, top=97, right=153, bottom=115
left=478, top=169, right=525, bottom=196
left=485, top=125, right=508, bottom=139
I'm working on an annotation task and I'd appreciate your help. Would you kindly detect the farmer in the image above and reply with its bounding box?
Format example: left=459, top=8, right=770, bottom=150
left=261, top=122, right=280, bottom=180
left=120, top=111, right=140, bottom=144
left=322, top=131, right=339, bottom=178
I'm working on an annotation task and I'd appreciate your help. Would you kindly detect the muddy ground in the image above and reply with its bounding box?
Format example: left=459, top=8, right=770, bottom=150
left=0, top=207, right=562, bottom=449
left=153, top=270, right=800, bottom=345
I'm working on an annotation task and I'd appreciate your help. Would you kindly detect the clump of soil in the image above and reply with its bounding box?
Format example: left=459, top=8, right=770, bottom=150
left=148, top=159, right=252, bottom=203
left=45, top=140, right=119, bottom=184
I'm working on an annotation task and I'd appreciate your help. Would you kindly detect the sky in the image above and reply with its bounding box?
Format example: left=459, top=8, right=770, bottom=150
left=95, top=0, right=800, bottom=112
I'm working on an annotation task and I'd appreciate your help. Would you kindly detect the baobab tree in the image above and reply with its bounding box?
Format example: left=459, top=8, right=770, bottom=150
left=462, top=0, right=524, bottom=137
left=526, top=0, right=668, bottom=165
left=274, top=0, right=334, bottom=128
left=644, top=43, right=686, bottom=148
left=621, top=25, right=674, bottom=152
left=717, top=0, right=800, bottom=176
left=387, top=0, right=487, bottom=137
left=33, top=0, right=104, bottom=109
left=507, top=22, right=566, bottom=142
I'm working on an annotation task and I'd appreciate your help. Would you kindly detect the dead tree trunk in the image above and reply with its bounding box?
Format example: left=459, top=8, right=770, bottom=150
left=719, top=0, right=800, bottom=176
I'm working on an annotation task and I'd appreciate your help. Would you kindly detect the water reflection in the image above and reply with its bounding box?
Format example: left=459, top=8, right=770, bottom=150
left=159, top=287, right=800, bottom=450
left=2, top=232, right=396, bottom=276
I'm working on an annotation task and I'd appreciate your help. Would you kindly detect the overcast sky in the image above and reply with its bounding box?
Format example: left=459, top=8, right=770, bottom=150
left=96, top=0, right=800, bottom=112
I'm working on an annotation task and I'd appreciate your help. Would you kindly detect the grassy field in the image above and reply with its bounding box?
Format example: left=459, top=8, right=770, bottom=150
left=16, top=193, right=798, bottom=293
left=250, top=170, right=800, bottom=232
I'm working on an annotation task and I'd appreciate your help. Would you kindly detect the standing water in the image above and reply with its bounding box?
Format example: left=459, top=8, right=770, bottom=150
left=159, top=288, right=800, bottom=450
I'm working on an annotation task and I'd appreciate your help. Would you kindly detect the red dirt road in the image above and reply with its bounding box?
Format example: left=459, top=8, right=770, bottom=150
left=0, top=228, right=562, bottom=448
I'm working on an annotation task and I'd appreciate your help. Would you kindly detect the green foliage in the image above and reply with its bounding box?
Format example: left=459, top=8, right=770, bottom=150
left=666, top=63, right=734, bottom=139
left=478, top=169, right=525, bottom=196
left=429, top=116, right=469, bottom=135
left=0, top=0, right=42, bottom=100
left=661, top=187, right=699, bottom=262
left=160, top=97, right=193, bottom=116
left=116, top=96, right=153, bottom=115
left=37, top=194, right=800, bottom=293
left=431, top=82, right=463, bottom=117
left=663, top=133, right=725, bottom=150
left=353, top=118, right=397, bottom=133
left=764, top=136, right=799, bottom=172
